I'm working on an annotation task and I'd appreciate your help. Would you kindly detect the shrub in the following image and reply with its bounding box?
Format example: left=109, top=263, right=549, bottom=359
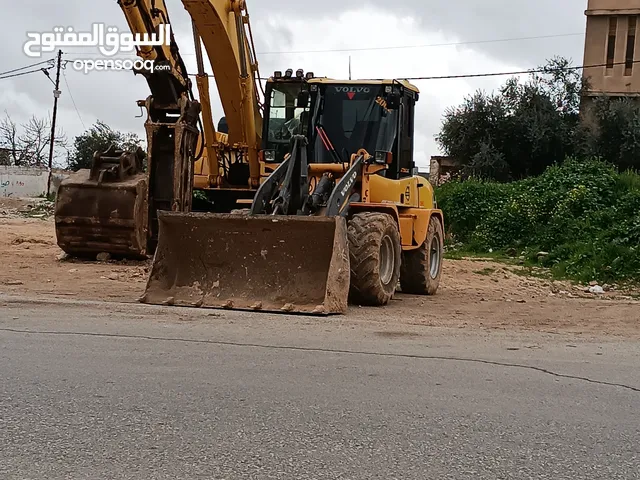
left=436, top=158, right=640, bottom=283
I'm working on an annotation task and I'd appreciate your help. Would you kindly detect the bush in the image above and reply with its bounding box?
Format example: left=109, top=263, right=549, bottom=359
left=436, top=158, right=640, bottom=283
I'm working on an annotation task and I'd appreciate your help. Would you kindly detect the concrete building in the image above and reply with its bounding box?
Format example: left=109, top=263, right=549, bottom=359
left=429, top=156, right=460, bottom=186
left=583, top=0, right=640, bottom=99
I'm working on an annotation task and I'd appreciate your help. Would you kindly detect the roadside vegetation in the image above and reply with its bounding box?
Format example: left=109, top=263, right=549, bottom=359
left=436, top=159, right=640, bottom=284
left=435, top=57, right=640, bottom=285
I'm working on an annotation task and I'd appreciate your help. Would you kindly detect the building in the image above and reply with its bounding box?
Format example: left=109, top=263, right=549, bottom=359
left=429, top=156, right=460, bottom=186
left=582, top=0, right=640, bottom=101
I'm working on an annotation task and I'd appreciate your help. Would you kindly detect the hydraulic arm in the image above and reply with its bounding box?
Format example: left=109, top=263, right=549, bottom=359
left=184, top=0, right=264, bottom=189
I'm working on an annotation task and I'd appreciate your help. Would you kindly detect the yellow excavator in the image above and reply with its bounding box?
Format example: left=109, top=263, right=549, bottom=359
left=55, top=0, right=445, bottom=315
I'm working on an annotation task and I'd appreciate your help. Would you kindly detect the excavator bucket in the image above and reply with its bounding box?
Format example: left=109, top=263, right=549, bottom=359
left=55, top=147, right=149, bottom=259
left=140, top=211, right=351, bottom=315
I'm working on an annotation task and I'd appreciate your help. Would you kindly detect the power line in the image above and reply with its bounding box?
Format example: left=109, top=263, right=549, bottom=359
left=58, top=32, right=585, bottom=57
left=398, top=58, right=640, bottom=81
left=62, top=68, right=86, bottom=130
left=184, top=58, right=637, bottom=82
left=0, top=59, right=54, bottom=78
left=0, top=67, right=53, bottom=81
left=255, top=32, right=586, bottom=55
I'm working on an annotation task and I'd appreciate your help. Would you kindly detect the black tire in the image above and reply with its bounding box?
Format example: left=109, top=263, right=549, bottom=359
left=347, top=212, right=401, bottom=306
left=400, top=215, right=444, bottom=295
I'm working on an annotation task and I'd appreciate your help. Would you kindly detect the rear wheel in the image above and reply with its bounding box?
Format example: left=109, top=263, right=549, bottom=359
left=347, top=212, right=401, bottom=306
left=400, top=215, right=443, bottom=295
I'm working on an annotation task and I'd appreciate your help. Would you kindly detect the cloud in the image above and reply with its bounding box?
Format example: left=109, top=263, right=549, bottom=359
left=0, top=0, right=586, bottom=170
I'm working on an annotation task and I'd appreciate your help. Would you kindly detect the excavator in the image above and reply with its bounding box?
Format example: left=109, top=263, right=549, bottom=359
left=54, top=0, right=445, bottom=315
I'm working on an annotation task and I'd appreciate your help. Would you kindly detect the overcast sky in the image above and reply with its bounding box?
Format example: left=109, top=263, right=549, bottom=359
left=1, top=0, right=588, bottom=169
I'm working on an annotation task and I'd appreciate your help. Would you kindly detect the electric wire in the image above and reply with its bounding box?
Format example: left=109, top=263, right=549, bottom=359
left=0, top=67, right=54, bottom=81
left=62, top=68, right=86, bottom=130
left=0, top=59, right=55, bottom=78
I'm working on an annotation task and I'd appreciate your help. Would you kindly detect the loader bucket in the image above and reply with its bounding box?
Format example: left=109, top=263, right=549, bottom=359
left=55, top=169, right=149, bottom=258
left=141, top=211, right=351, bottom=315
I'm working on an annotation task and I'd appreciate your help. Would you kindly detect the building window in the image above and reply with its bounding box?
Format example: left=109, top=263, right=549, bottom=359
left=625, top=16, right=637, bottom=76
left=606, top=17, right=618, bottom=75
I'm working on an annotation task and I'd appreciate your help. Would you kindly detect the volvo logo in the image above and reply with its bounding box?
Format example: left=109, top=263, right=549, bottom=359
left=334, top=86, right=371, bottom=94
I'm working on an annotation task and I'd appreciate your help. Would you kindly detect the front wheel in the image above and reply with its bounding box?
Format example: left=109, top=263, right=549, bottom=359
left=400, top=215, right=444, bottom=295
left=347, top=212, right=402, bottom=306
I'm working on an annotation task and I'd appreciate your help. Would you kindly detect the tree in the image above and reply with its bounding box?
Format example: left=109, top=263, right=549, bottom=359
left=577, top=96, right=640, bottom=172
left=436, top=56, right=586, bottom=181
left=68, top=121, right=144, bottom=171
left=0, top=111, right=68, bottom=167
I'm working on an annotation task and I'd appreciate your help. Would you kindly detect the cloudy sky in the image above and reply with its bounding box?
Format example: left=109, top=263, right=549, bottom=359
left=2, top=0, right=588, bottom=169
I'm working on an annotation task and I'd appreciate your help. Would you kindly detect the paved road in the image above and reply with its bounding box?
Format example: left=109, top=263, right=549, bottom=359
left=1, top=295, right=639, bottom=479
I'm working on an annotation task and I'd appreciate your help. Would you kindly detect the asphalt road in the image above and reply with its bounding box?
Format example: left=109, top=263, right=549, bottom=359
left=1, top=295, right=639, bottom=479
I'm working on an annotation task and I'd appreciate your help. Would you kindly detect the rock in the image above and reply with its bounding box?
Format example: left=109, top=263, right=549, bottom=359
left=96, top=252, right=111, bottom=262
left=516, top=299, right=527, bottom=304
left=536, top=251, right=549, bottom=259
left=68, top=268, right=78, bottom=273
left=5, top=280, right=24, bottom=286
left=56, top=252, right=69, bottom=261
left=589, top=280, right=599, bottom=287
left=506, top=248, right=517, bottom=257
left=108, top=273, right=119, bottom=281
left=589, top=285, right=605, bottom=295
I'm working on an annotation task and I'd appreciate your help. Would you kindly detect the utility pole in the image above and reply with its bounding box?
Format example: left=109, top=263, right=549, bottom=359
left=349, top=56, right=352, bottom=80
left=46, top=49, right=63, bottom=198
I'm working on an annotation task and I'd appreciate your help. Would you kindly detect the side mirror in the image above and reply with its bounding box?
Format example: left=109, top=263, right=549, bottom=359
left=387, top=91, right=401, bottom=110
left=297, top=90, right=310, bottom=108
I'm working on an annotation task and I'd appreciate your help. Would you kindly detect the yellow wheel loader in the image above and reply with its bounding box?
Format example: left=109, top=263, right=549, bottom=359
left=141, top=75, right=445, bottom=314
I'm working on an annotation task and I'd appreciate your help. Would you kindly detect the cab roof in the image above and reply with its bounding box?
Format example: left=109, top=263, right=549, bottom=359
left=307, top=78, right=419, bottom=94
left=267, top=76, right=420, bottom=94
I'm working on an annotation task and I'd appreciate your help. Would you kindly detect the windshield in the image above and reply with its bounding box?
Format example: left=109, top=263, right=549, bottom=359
left=314, top=85, right=398, bottom=163
left=264, top=83, right=310, bottom=160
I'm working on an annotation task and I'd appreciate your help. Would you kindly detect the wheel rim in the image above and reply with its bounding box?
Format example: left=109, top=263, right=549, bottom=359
left=379, top=234, right=395, bottom=285
left=429, top=235, right=442, bottom=279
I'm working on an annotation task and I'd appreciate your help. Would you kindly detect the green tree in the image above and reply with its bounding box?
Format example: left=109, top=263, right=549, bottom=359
left=436, top=56, right=585, bottom=181
left=578, top=96, right=640, bottom=172
left=68, top=121, right=144, bottom=171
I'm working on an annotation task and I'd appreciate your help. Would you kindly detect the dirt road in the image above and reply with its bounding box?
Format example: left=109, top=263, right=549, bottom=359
left=1, top=198, right=639, bottom=338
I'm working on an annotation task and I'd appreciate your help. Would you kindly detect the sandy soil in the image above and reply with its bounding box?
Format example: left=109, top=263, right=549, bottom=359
left=1, top=198, right=639, bottom=338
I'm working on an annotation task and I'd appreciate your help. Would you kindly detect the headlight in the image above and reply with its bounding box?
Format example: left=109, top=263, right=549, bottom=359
left=264, top=150, right=276, bottom=162
left=374, top=151, right=391, bottom=164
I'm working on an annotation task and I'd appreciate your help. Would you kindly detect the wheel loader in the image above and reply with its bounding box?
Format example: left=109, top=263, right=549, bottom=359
left=141, top=74, right=445, bottom=315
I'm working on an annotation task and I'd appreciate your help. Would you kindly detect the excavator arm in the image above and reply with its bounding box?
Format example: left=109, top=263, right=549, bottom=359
left=118, top=0, right=191, bottom=106
left=184, top=0, right=263, bottom=189
left=55, top=0, right=203, bottom=257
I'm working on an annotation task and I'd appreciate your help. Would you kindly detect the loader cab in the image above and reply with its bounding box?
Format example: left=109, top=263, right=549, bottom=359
left=306, top=79, right=419, bottom=180
left=262, top=76, right=419, bottom=180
